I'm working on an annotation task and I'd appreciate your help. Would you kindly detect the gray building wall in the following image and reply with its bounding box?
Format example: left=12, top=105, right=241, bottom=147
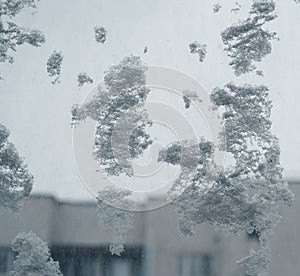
left=0, top=182, right=299, bottom=276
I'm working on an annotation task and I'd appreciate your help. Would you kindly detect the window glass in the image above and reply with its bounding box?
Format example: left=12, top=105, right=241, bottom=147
left=0, top=1, right=300, bottom=276
left=178, top=254, right=211, bottom=276
left=0, top=249, right=7, bottom=273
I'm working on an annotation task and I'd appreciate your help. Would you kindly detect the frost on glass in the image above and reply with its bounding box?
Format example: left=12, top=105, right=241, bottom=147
left=158, top=139, right=214, bottom=201
left=46, top=50, right=63, bottom=85
left=158, top=83, right=294, bottom=274
left=231, top=2, right=242, bottom=14
left=94, top=26, right=107, bottom=44
left=10, top=232, right=62, bottom=276
left=96, top=188, right=134, bottom=256
left=256, top=70, right=264, bottom=77
left=222, top=0, right=277, bottom=76
left=189, top=42, right=207, bottom=62
left=77, top=72, right=93, bottom=87
left=182, top=89, right=202, bottom=109
left=71, top=56, right=152, bottom=176
left=0, top=0, right=45, bottom=77
left=0, top=124, right=33, bottom=213
left=238, top=247, right=271, bottom=276
left=213, top=3, right=222, bottom=13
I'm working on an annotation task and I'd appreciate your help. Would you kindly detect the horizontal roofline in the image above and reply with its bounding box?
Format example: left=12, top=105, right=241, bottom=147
left=29, top=179, right=300, bottom=206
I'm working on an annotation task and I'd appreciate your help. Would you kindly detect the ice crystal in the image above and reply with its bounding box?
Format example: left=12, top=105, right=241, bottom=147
left=10, top=232, right=62, bottom=276
left=158, top=83, right=294, bottom=275
left=97, top=187, right=134, bottom=256
left=158, top=139, right=214, bottom=199
left=182, top=89, right=202, bottom=109
left=0, top=0, right=45, bottom=77
left=46, top=51, right=63, bottom=84
left=231, top=2, right=242, bottom=14
left=189, top=42, right=207, bottom=62
left=71, top=56, right=152, bottom=176
left=77, top=72, right=93, bottom=87
left=94, top=26, right=107, bottom=44
left=238, top=247, right=271, bottom=276
left=222, top=0, right=277, bottom=75
left=0, top=0, right=37, bottom=17
left=256, top=70, right=264, bottom=77
left=0, top=124, right=33, bottom=213
left=213, top=3, right=222, bottom=13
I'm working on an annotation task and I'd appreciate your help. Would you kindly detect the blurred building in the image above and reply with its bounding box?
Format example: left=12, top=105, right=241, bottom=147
left=0, top=181, right=299, bottom=276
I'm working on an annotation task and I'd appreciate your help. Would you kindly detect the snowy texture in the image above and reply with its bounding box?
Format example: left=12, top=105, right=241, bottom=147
left=77, top=72, right=93, bottom=87
left=0, top=0, right=45, bottom=75
left=213, top=3, right=222, bottom=13
left=210, top=84, right=293, bottom=211
left=10, top=232, right=62, bottom=276
left=94, top=26, right=107, bottom=44
left=222, top=0, right=277, bottom=76
left=238, top=247, right=271, bottom=276
left=158, top=83, right=294, bottom=274
left=256, top=70, right=264, bottom=77
left=158, top=139, right=214, bottom=200
left=46, top=51, right=63, bottom=84
left=0, top=0, right=37, bottom=17
left=0, top=124, right=33, bottom=213
left=182, top=89, right=201, bottom=109
left=189, top=42, right=207, bottom=62
left=231, top=2, right=241, bottom=14
left=97, top=188, right=134, bottom=256
left=72, top=56, right=152, bottom=176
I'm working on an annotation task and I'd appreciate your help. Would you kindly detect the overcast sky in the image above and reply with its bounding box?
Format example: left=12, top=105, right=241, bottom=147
left=0, top=0, right=299, bottom=201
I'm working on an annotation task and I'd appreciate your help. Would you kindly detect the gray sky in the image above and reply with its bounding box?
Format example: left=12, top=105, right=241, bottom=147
left=0, top=0, right=299, bottom=200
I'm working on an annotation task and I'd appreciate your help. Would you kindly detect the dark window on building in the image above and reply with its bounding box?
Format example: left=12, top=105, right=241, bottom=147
left=51, top=247, right=101, bottom=276
left=177, top=253, right=212, bottom=276
left=0, top=249, right=8, bottom=273
left=51, top=246, right=143, bottom=276
left=103, top=248, right=143, bottom=276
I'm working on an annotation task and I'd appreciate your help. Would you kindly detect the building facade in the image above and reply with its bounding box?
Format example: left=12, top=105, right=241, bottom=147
left=0, top=182, right=299, bottom=276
